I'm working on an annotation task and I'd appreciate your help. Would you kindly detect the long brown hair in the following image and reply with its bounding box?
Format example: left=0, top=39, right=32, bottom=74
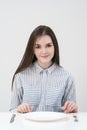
left=12, top=25, right=60, bottom=89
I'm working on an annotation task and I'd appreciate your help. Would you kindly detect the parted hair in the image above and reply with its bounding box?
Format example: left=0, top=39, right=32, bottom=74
left=11, top=25, right=60, bottom=90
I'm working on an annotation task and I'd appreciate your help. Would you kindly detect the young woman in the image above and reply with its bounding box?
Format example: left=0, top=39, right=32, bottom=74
left=10, top=25, right=78, bottom=113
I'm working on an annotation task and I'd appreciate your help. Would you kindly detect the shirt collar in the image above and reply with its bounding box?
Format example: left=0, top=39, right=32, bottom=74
left=34, top=61, right=57, bottom=74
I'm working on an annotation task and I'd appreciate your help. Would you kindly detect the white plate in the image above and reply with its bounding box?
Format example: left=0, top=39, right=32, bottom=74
left=21, top=111, right=68, bottom=122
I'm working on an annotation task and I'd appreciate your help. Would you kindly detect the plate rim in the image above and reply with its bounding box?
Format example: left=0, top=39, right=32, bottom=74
left=22, top=111, right=69, bottom=122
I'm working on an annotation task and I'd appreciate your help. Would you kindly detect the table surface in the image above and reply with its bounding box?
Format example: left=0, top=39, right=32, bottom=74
left=0, top=112, right=87, bottom=130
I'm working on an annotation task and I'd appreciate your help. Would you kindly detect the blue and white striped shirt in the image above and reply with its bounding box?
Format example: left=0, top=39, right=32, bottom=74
left=10, top=62, right=76, bottom=112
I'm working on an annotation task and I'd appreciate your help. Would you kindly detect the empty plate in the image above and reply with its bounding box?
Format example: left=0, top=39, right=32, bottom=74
left=21, top=111, right=68, bottom=122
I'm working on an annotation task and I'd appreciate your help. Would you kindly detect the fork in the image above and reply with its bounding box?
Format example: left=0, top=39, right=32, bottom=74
left=73, top=115, right=78, bottom=122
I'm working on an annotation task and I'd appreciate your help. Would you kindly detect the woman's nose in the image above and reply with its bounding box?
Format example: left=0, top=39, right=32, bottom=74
left=41, top=48, right=47, bottom=53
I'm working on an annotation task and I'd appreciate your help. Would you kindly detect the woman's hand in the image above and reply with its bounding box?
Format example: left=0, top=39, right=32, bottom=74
left=17, top=103, right=32, bottom=113
left=62, top=101, right=78, bottom=113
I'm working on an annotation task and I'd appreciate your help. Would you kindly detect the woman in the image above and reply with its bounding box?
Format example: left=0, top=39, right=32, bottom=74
left=10, top=25, right=78, bottom=113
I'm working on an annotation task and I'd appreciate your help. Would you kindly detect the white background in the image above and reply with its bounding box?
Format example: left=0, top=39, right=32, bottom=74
left=0, top=0, right=87, bottom=112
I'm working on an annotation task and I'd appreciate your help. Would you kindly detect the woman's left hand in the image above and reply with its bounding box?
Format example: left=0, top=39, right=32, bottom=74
left=62, top=101, right=78, bottom=113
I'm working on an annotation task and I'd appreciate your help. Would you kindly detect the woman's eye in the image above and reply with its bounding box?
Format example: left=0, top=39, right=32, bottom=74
left=35, top=45, right=41, bottom=48
left=47, top=44, right=52, bottom=47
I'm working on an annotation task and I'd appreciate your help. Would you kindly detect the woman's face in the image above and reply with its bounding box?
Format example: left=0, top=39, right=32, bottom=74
left=34, top=35, right=54, bottom=68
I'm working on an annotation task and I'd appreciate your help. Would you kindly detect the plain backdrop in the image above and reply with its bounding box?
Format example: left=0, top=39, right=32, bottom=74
left=0, top=0, right=87, bottom=112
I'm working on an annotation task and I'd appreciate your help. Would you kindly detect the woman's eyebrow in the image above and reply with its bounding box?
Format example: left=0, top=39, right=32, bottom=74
left=34, top=43, right=40, bottom=46
left=46, top=42, right=53, bottom=44
left=35, top=43, right=39, bottom=45
left=35, top=42, right=53, bottom=45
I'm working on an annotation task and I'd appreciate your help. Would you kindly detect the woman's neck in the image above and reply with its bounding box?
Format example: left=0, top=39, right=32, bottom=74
left=37, top=61, right=53, bottom=69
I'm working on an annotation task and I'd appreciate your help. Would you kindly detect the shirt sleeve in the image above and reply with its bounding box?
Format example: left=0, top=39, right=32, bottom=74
left=9, top=74, right=23, bottom=112
left=62, top=74, right=76, bottom=106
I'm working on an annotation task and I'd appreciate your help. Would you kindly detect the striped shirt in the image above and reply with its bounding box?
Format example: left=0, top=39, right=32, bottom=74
left=10, top=62, right=76, bottom=112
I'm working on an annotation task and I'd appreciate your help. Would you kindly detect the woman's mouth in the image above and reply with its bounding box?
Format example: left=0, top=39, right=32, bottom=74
left=41, top=55, right=49, bottom=58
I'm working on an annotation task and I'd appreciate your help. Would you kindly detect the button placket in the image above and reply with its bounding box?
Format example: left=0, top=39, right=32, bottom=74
left=39, top=70, right=48, bottom=111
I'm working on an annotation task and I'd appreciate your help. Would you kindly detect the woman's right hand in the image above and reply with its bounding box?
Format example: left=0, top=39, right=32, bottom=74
left=17, top=103, right=32, bottom=113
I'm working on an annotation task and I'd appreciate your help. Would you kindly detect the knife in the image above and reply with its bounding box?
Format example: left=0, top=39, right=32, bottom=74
left=10, top=114, right=16, bottom=123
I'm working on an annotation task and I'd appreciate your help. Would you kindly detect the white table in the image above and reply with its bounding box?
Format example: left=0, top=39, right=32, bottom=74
left=0, top=112, right=87, bottom=130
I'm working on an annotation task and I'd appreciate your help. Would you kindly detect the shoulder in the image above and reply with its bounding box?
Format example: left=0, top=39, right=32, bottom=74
left=16, top=64, right=34, bottom=77
left=55, top=65, right=70, bottom=75
left=13, top=66, right=33, bottom=88
left=55, top=65, right=75, bottom=80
